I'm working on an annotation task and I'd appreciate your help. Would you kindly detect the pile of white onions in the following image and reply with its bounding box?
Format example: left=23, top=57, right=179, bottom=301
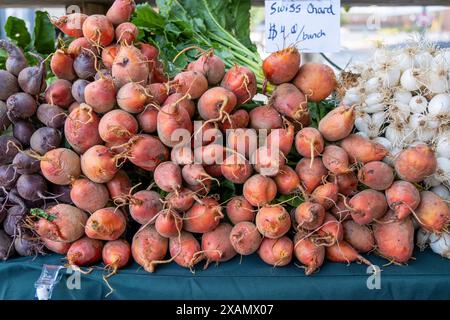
left=341, top=41, right=450, bottom=192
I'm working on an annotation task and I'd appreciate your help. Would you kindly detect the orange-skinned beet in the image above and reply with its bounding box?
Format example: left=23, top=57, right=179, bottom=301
left=188, top=52, right=226, bottom=85
left=295, top=127, right=324, bottom=158
left=102, top=239, right=131, bottom=270
left=40, top=148, right=81, bottom=185
left=358, top=161, right=394, bottom=191
left=101, top=45, right=118, bottom=69
left=318, top=104, right=354, bottom=142
left=169, top=231, right=203, bottom=269
left=51, top=49, right=76, bottom=81
left=67, top=38, right=93, bottom=57
left=106, top=170, right=131, bottom=204
left=53, top=13, right=88, bottom=38
left=112, top=45, right=149, bottom=88
left=82, top=15, right=114, bottom=47
left=132, top=225, right=168, bottom=273
left=263, top=47, right=301, bottom=85
left=258, top=236, right=293, bottom=267
left=266, top=124, right=295, bottom=156
left=293, top=231, right=325, bottom=275
left=67, top=237, right=103, bottom=267
left=394, top=144, right=437, bottom=183
left=295, top=157, right=328, bottom=194
left=34, top=204, right=88, bottom=243
left=64, top=104, right=102, bottom=154
left=184, top=198, right=223, bottom=233
left=221, top=154, right=253, bottom=184
left=269, top=83, right=308, bottom=122
left=229, top=222, right=262, bottom=255
left=349, top=189, right=388, bottom=225
left=128, top=134, right=169, bottom=171
left=197, top=87, right=237, bottom=121
left=106, top=0, right=136, bottom=25
left=415, top=191, right=450, bottom=233
left=221, top=65, right=257, bottom=105
left=201, top=223, right=237, bottom=264
left=173, top=71, right=208, bottom=99
left=45, top=79, right=74, bottom=109
left=341, top=134, right=388, bottom=164
left=81, top=145, right=119, bottom=183
left=293, top=63, right=337, bottom=102
left=255, top=205, right=291, bottom=239
left=117, top=82, right=149, bottom=114
left=70, top=178, right=109, bottom=213
left=249, top=105, right=283, bottom=131
left=84, top=77, right=116, bottom=113
left=85, top=207, right=127, bottom=241
left=155, top=209, right=183, bottom=238
left=295, top=202, right=326, bottom=231
left=99, top=109, right=138, bottom=144
left=343, top=220, right=375, bottom=253
left=385, top=181, right=421, bottom=220
left=273, top=165, right=300, bottom=195
left=322, top=145, right=351, bottom=174
left=157, top=103, right=193, bottom=148
left=226, top=196, right=255, bottom=225
left=129, top=190, right=162, bottom=225
left=373, top=210, right=414, bottom=263
left=115, top=22, right=138, bottom=45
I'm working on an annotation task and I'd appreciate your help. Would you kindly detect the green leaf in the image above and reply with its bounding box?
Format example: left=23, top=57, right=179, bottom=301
left=309, top=100, right=336, bottom=128
left=4, top=16, right=31, bottom=48
left=33, top=11, right=55, bottom=54
left=177, top=0, right=256, bottom=51
left=0, top=49, right=6, bottom=70
left=274, top=194, right=303, bottom=208
left=218, top=179, right=236, bottom=202
left=279, top=195, right=303, bottom=208
left=133, top=3, right=166, bottom=32
left=30, top=208, right=57, bottom=221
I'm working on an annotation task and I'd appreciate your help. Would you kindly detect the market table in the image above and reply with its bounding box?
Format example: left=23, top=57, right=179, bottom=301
left=0, top=249, right=449, bottom=300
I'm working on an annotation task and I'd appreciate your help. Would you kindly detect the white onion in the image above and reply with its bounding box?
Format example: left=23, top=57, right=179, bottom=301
left=427, top=74, right=448, bottom=94
left=373, top=48, right=390, bottom=65
left=400, top=68, right=421, bottom=91
left=429, top=233, right=450, bottom=259
left=355, top=113, right=371, bottom=135
left=396, top=51, right=414, bottom=72
left=434, top=157, right=450, bottom=183
left=430, top=185, right=450, bottom=201
left=433, top=50, right=450, bottom=66
left=373, top=137, right=392, bottom=151
left=414, top=51, right=433, bottom=68
left=364, top=77, right=381, bottom=93
left=380, top=67, right=401, bottom=88
left=385, top=123, right=404, bottom=146
left=364, top=92, right=384, bottom=105
left=409, top=95, right=428, bottom=114
left=415, top=127, right=436, bottom=143
left=355, top=112, right=385, bottom=138
left=343, top=87, right=362, bottom=106
left=364, top=103, right=386, bottom=114
left=387, top=102, right=410, bottom=122
left=394, top=89, right=412, bottom=104
left=416, top=228, right=431, bottom=251
left=436, top=135, right=450, bottom=158
left=424, top=175, right=441, bottom=188
left=409, top=113, right=428, bottom=129
left=355, top=131, right=369, bottom=139
left=428, top=94, right=450, bottom=117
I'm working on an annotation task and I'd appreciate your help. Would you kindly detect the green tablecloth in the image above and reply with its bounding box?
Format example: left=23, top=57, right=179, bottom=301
left=1, top=249, right=449, bottom=300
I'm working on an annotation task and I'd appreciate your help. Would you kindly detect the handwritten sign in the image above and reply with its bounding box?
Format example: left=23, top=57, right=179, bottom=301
left=265, top=0, right=341, bottom=53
